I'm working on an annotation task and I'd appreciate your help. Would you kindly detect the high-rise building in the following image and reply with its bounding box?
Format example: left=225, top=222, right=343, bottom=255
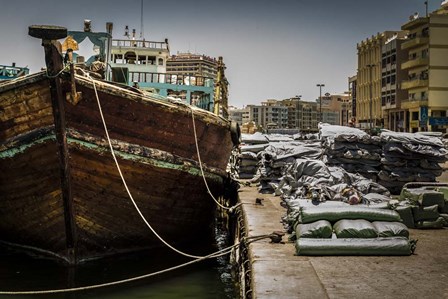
left=400, top=2, right=448, bottom=132
left=381, top=33, right=409, bottom=131
left=356, top=31, right=405, bottom=129
left=167, top=53, right=218, bottom=79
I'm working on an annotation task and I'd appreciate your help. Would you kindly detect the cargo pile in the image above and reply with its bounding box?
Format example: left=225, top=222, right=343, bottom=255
left=320, top=124, right=382, bottom=181
left=395, top=184, right=448, bottom=229
left=291, top=201, right=416, bottom=256
left=379, top=131, right=448, bottom=194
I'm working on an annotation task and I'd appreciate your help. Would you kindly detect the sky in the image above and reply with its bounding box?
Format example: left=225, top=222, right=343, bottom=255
left=0, top=0, right=442, bottom=107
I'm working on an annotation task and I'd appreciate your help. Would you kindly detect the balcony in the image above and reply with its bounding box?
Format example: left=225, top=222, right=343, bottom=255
left=401, top=57, right=429, bottom=70
left=401, top=99, right=428, bottom=109
left=401, top=36, right=429, bottom=50
left=401, top=78, right=429, bottom=89
left=401, top=17, right=428, bottom=30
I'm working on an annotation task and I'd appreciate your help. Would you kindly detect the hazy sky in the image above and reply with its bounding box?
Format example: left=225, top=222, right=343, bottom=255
left=0, top=0, right=441, bottom=107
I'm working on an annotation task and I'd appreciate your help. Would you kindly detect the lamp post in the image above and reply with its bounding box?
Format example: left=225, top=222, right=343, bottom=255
left=316, top=84, right=325, bottom=123
left=366, top=64, right=374, bottom=129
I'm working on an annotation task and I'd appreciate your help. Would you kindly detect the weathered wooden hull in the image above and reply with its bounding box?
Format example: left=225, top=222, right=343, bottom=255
left=0, top=72, right=234, bottom=263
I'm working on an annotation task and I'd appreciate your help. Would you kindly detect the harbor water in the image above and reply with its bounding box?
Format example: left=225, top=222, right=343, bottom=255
left=0, top=226, right=238, bottom=299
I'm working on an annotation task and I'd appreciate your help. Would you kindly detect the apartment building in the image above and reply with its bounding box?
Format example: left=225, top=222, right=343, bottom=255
left=167, top=52, right=218, bottom=79
left=246, top=100, right=289, bottom=129
left=381, top=34, right=409, bottom=131
left=400, top=2, right=448, bottom=132
left=357, top=31, right=407, bottom=130
left=280, top=97, right=319, bottom=132
left=228, top=106, right=249, bottom=126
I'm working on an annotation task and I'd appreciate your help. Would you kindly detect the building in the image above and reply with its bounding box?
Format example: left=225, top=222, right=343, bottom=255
left=381, top=33, right=409, bottom=131
left=228, top=106, right=249, bottom=126
left=278, top=97, right=319, bottom=132
left=300, top=101, right=319, bottom=132
left=108, top=27, right=217, bottom=111
left=280, top=96, right=301, bottom=129
left=400, top=2, right=448, bottom=132
left=246, top=100, right=288, bottom=130
left=356, top=31, right=406, bottom=129
left=167, top=52, right=218, bottom=79
left=348, top=75, right=357, bottom=125
left=317, top=93, right=350, bottom=126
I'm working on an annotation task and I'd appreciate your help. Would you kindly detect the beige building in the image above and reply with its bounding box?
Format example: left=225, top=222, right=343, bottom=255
left=381, top=34, right=409, bottom=131
left=166, top=52, right=219, bottom=79
left=280, top=97, right=319, bottom=132
left=246, top=100, right=289, bottom=130
left=357, top=31, right=406, bottom=129
left=400, top=2, right=448, bottom=132
left=228, top=106, right=249, bottom=126
left=317, top=93, right=351, bottom=126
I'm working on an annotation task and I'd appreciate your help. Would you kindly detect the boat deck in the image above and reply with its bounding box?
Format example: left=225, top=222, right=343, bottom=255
left=238, top=185, right=448, bottom=299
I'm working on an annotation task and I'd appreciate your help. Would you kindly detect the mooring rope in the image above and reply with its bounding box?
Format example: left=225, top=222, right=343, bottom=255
left=86, top=73, right=222, bottom=260
left=190, top=107, right=242, bottom=212
left=0, top=233, right=279, bottom=295
left=0, top=243, right=237, bottom=295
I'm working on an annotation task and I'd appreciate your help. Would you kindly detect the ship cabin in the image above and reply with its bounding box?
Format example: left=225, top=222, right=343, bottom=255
left=0, top=63, right=29, bottom=80
left=109, top=36, right=215, bottom=111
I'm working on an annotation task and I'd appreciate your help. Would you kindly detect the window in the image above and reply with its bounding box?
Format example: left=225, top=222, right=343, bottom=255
left=158, top=58, right=164, bottom=66
left=412, top=111, right=419, bottom=120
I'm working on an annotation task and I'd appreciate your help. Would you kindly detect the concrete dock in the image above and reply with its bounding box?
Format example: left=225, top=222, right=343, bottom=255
left=238, top=185, right=448, bottom=299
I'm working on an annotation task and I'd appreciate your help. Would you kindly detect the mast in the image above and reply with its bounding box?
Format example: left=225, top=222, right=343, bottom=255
left=213, top=56, right=229, bottom=118
left=28, top=25, right=78, bottom=264
left=140, top=0, right=144, bottom=39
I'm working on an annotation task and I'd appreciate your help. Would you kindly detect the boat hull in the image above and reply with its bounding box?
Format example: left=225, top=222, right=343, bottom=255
left=0, top=73, right=233, bottom=263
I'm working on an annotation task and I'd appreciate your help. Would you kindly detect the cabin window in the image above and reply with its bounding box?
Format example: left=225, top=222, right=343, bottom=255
left=124, top=51, right=136, bottom=64
left=148, top=56, right=156, bottom=65
left=138, top=55, right=146, bottom=65
left=114, top=54, right=124, bottom=64
left=158, top=58, right=164, bottom=66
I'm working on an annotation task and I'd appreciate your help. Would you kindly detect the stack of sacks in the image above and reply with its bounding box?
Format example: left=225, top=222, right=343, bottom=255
left=396, top=185, right=448, bottom=229
left=320, top=124, right=382, bottom=180
left=293, top=205, right=416, bottom=256
left=237, top=133, right=269, bottom=179
left=379, top=131, right=448, bottom=194
left=254, top=140, right=323, bottom=193
left=275, top=158, right=390, bottom=203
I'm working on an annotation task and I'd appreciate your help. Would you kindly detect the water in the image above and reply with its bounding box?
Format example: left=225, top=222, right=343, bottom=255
left=0, top=227, right=238, bottom=299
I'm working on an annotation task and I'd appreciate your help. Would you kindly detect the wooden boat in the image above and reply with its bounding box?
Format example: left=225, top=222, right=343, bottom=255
left=0, top=25, right=239, bottom=264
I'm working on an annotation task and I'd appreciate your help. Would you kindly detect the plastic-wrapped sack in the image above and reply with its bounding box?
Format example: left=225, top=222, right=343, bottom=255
left=418, top=191, right=445, bottom=209
left=412, top=205, right=439, bottom=222
left=415, top=217, right=445, bottom=229
left=372, top=221, right=409, bottom=238
left=295, top=220, right=333, bottom=239
left=298, top=206, right=401, bottom=224
left=395, top=205, right=415, bottom=228
left=440, top=214, right=448, bottom=227
left=333, top=219, right=378, bottom=238
left=295, top=237, right=416, bottom=256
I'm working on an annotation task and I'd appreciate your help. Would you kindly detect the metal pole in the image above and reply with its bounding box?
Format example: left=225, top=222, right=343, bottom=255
left=298, top=95, right=302, bottom=131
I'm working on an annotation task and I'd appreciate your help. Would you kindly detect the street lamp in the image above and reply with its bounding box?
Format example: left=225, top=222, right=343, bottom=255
left=366, top=64, right=374, bottom=129
left=316, top=84, right=325, bottom=123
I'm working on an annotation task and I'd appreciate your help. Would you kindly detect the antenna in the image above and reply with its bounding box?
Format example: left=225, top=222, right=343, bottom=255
left=425, top=0, right=428, bottom=17
left=140, top=0, right=144, bottom=39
